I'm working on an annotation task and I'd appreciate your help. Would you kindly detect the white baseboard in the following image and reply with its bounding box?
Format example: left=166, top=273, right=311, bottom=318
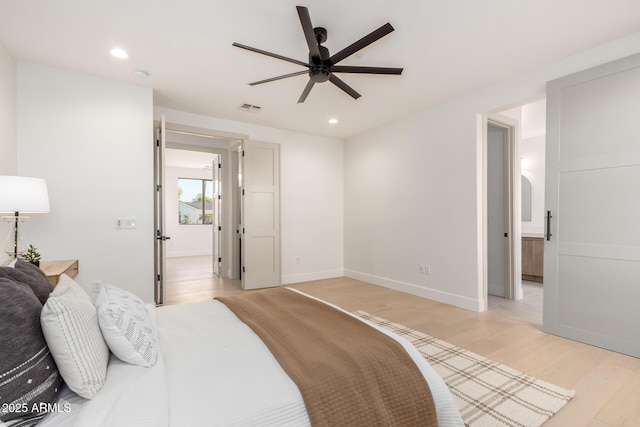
left=344, top=269, right=483, bottom=312
left=282, top=269, right=344, bottom=285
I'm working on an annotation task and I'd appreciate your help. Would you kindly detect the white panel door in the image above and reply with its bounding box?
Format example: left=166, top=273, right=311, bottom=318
left=544, top=53, right=640, bottom=358
left=153, top=115, right=167, bottom=305
left=241, top=140, right=281, bottom=290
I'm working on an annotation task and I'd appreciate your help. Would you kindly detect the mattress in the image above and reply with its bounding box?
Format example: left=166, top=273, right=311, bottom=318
left=31, top=290, right=463, bottom=426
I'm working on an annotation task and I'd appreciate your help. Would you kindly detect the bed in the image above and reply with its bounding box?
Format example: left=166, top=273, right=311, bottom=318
left=1, top=261, right=463, bottom=427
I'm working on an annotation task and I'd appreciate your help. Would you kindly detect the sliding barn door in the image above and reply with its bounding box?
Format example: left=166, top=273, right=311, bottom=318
left=241, top=140, right=281, bottom=290
left=544, top=53, right=640, bottom=358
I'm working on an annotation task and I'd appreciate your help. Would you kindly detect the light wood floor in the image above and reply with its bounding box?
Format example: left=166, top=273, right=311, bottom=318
left=165, top=255, right=242, bottom=305
left=289, top=279, right=640, bottom=427
left=166, top=262, right=639, bottom=426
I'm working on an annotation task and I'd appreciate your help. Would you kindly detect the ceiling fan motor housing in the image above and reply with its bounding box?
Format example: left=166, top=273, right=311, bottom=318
left=309, top=43, right=331, bottom=82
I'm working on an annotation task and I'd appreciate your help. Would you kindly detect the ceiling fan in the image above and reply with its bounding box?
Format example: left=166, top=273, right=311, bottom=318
left=232, top=6, right=403, bottom=103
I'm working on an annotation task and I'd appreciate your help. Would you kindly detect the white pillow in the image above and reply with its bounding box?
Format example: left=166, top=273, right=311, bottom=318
left=96, top=284, right=158, bottom=367
left=40, top=274, right=109, bottom=399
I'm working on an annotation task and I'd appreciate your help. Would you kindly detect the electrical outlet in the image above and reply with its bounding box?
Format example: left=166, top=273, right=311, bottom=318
left=419, top=264, right=432, bottom=275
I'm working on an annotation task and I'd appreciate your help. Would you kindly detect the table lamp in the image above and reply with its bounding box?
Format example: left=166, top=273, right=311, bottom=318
left=0, top=176, right=50, bottom=259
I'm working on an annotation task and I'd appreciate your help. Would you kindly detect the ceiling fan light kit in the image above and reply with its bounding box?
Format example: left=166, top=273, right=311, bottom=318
left=233, top=6, right=403, bottom=103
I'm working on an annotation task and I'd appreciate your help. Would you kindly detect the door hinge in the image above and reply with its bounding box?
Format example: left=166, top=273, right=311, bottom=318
left=242, top=189, right=245, bottom=196
left=157, top=274, right=161, bottom=282
left=243, top=227, right=245, bottom=234
left=218, top=194, right=221, bottom=200
left=218, top=163, right=222, bottom=169
left=218, top=226, right=222, bottom=231
left=218, top=257, right=222, bottom=263
left=242, top=266, right=245, bottom=273
left=156, top=184, right=161, bottom=191
left=504, top=232, right=508, bottom=237
left=242, top=150, right=245, bottom=157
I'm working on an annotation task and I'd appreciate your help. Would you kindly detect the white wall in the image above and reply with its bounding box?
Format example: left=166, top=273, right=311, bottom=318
left=0, top=42, right=16, bottom=264
left=165, top=165, right=214, bottom=257
left=155, top=107, right=344, bottom=284
left=344, top=32, right=640, bottom=311
left=17, top=62, right=154, bottom=301
left=0, top=42, right=16, bottom=175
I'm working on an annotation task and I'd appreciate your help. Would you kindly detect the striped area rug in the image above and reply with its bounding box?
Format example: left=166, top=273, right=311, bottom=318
left=354, top=311, right=575, bottom=427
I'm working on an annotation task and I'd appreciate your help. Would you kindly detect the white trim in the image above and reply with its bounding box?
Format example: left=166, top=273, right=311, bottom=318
left=476, top=114, right=487, bottom=311
left=483, top=115, right=523, bottom=302
left=344, top=270, right=483, bottom=312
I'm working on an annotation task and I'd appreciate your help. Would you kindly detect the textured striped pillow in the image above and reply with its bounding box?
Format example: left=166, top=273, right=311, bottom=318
left=40, top=274, right=109, bottom=399
left=96, top=285, right=158, bottom=367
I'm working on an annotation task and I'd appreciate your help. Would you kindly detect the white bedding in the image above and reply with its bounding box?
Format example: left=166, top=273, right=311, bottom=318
left=34, top=290, right=463, bottom=426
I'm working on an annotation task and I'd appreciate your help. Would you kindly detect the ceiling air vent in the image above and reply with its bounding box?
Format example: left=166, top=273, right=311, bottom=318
left=239, top=103, right=261, bottom=113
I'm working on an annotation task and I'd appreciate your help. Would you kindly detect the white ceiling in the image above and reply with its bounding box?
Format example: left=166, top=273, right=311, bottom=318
left=2, top=0, right=640, bottom=139
left=165, top=148, right=215, bottom=170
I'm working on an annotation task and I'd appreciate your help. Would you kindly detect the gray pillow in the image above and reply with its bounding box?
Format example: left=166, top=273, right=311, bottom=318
left=0, top=259, right=53, bottom=305
left=0, top=277, right=62, bottom=425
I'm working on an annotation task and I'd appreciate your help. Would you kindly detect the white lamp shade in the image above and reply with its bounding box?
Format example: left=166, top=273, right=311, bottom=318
left=0, top=176, right=51, bottom=213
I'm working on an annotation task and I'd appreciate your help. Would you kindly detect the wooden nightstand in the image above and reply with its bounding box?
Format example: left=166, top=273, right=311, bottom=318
left=40, top=260, right=79, bottom=287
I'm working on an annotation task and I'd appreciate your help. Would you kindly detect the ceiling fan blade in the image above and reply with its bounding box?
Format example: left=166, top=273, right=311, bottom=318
left=296, top=6, right=321, bottom=61
left=329, top=23, right=394, bottom=65
left=329, top=74, right=361, bottom=100
left=232, top=42, right=310, bottom=68
left=330, top=65, right=403, bottom=75
left=249, top=70, right=309, bottom=86
left=298, top=79, right=315, bottom=103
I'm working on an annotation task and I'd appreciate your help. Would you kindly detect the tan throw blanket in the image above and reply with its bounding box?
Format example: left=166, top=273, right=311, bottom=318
left=216, top=288, right=437, bottom=427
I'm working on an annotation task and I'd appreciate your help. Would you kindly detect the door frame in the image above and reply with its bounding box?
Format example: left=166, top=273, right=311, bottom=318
left=482, top=114, right=522, bottom=307
left=153, top=121, right=247, bottom=297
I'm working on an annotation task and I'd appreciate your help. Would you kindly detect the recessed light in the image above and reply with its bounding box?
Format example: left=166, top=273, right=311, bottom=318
left=133, top=70, right=149, bottom=79
left=110, top=48, right=128, bottom=59
left=328, top=118, right=338, bottom=124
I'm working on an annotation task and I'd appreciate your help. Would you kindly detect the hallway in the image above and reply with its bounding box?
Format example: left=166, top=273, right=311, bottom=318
left=165, top=255, right=242, bottom=305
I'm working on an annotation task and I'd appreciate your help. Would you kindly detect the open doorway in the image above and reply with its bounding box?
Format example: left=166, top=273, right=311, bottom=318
left=159, top=126, right=243, bottom=304
left=486, top=99, right=546, bottom=324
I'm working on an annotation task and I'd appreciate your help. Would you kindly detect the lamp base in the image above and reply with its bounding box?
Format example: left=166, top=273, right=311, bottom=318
left=2, top=215, right=29, bottom=259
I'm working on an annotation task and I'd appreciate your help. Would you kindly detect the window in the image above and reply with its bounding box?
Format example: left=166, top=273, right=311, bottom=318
left=178, top=178, right=213, bottom=225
